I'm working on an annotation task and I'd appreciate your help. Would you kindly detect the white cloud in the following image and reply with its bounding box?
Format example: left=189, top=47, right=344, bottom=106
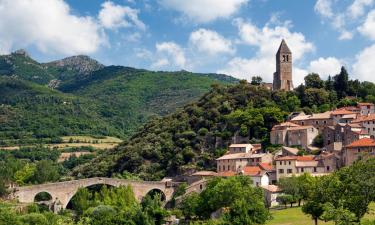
left=99, top=1, right=145, bottom=30
left=0, top=0, right=106, bottom=55
left=189, top=29, right=235, bottom=56
left=353, top=44, right=375, bottom=82
left=308, top=57, right=342, bottom=79
left=348, top=0, right=374, bottom=18
left=152, top=42, right=187, bottom=69
left=314, top=0, right=334, bottom=18
left=158, top=0, right=249, bottom=23
left=218, top=18, right=314, bottom=84
left=358, top=10, right=375, bottom=40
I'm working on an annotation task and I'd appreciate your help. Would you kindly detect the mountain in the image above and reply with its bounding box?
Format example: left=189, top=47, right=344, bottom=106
left=0, top=77, right=121, bottom=145
left=73, top=82, right=288, bottom=180
left=0, top=51, right=238, bottom=141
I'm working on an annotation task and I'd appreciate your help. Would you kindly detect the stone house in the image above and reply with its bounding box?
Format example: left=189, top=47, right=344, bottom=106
left=342, top=138, right=375, bottom=166
left=216, top=152, right=273, bottom=173
left=270, top=123, right=319, bottom=150
left=270, top=122, right=301, bottom=145
left=358, top=102, right=375, bottom=116
left=352, top=114, right=375, bottom=137
left=261, top=185, right=281, bottom=208
left=290, top=111, right=333, bottom=132
left=286, top=126, right=319, bottom=150
left=274, top=155, right=335, bottom=181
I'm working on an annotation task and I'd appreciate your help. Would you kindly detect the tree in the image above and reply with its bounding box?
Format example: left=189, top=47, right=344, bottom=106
left=251, top=76, right=263, bottom=86
left=334, top=66, right=349, bottom=99
left=305, top=73, right=324, bottom=89
left=180, top=176, right=270, bottom=224
left=302, top=201, right=324, bottom=225
left=32, top=160, right=60, bottom=184
left=276, top=194, right=295, bottom=208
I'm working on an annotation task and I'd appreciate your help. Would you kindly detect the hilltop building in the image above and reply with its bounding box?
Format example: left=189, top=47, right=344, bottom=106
left=273, top=39, right=293, bottom=91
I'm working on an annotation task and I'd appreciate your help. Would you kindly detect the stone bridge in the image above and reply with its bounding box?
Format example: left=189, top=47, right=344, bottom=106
left=11, top=177, right=177, bottom=211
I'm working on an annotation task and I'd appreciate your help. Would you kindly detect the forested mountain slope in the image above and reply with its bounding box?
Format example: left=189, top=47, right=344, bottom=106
left=0, top=51, right=237, bottom=141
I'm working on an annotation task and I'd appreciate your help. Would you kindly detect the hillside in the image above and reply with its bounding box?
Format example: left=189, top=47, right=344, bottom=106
left=0, top=77, right=122, bottom=145
left=0, top=51, right=238, bottom=141
left=73, top=82, right=289, bottom=179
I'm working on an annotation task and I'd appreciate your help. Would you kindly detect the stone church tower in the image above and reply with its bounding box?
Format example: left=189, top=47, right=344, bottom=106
left=273, top=39, right=293, bottom=91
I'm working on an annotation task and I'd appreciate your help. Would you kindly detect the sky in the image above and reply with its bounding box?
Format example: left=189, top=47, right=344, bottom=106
left=1, top=0, right=375, bottom=85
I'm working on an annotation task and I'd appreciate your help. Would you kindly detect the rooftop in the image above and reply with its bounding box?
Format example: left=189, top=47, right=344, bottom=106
left=345, top=138, right=375, bottom=148
left=229, top=144, right=253, bottom=148
left=275, top=155, right=315, bottom=161
left=358, top=102, right=375, bottom=106
left=332, top=109, right=357, bottom=115
left=216, top=152, right=252, bottom=160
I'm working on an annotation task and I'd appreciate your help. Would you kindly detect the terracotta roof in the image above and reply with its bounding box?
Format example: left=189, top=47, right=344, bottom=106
left=242, top=166, right=262, bottom=176
left=275, top=155, right=315, bottom=161
left=309, top=112, right=332, bottom=119
left=345, top=138, right=375, bottom=148
left=358, top=102, right=374, bottom=106
left=261, top=185, right=281, bottom=193
left=332, top=109, right=357, bottom=115
left=291, top=115, right=311, bottom=121
left=258, top=163, right=273, bottom=171
left=352, top=114, right=375, bottom=123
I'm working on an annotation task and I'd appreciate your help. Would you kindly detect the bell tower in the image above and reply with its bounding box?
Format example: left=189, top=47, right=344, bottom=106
left=273, top=39, right=293, bottom=91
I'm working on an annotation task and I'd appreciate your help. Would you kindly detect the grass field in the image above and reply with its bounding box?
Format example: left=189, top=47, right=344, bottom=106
left=0, top=136, right=123, bottom=150
left=266, top=203, right=375, bottom=225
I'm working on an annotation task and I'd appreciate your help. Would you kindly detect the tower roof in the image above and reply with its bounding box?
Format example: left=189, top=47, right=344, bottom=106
left=277, top=39, right=291, bottom=54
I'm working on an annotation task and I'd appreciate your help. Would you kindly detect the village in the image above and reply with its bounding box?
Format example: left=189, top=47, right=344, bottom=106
left=187, top=101, right=375, bottom=207
left=185, top=40, right=375, bottom=209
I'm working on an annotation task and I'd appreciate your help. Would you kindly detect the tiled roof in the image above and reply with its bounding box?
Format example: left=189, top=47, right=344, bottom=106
left=261, top=185, right=281, bottom=193
left=332, top=109, right=356, bottom=115
left=258, top=163, right=273, bottom=171
left=275, top=155, right=315, bottom=161
left=352, top=114, right=375, bottom=123
left=282, top=146, right=299, bottom=155
left=216, top=153, right=252, bottom=160
left=242, top=166, right=262, bottom=176
left=345, top=138, right=375, bottom=148
left=309, top=111, right=332, bottom=119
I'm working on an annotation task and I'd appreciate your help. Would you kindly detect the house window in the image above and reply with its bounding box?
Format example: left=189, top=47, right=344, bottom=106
left=324, top=121, right=327, bottom=125
left=301, top=168, right=304, bottom=173
left=302, top=122, right=305, bottom=125
left=218, top=165, right=221, bottom=171
left=316, top=121, right=319, bottom=125
left=280, top=161, right=282, bottom=165
left=200, top=184, right=203, bottom=190
left=327, top=166, right=330, bottom=171
left=287, top=169, right=293, bottom=174
left=278, top=169, right=284, bottom=174
left=288, top=161, right=291, bottom=165
left=313, top=167, right=317, bottom=172
left=227, top=165, right=230, bottom=170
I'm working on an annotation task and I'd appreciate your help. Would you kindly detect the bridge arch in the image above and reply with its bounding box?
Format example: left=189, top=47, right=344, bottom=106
left=144, top=188, right=166, bottom=201
left=34, top=191, right=53, bottom=202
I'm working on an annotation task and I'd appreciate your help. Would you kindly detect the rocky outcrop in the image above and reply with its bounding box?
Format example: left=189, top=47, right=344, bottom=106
left=47, top=55, right=104, bottom=75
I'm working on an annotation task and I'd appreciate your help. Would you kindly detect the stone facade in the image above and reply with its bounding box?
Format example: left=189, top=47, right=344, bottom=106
left=273, top=39, right=293, bottom=91
left=343, top=138, right=375, bottom=166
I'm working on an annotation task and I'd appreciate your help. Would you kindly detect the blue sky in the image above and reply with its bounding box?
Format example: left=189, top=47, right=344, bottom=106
left=1, top=0, right=375, bottom=84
